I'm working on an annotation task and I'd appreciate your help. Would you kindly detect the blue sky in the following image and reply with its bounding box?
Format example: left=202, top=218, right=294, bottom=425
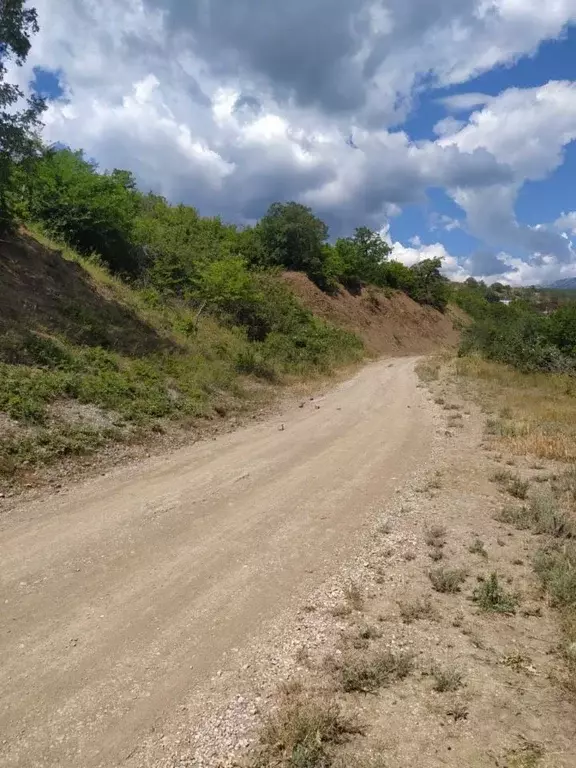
left=391, top=26, right=576, bottom=275
left=14, top=1, right=576, bottom=285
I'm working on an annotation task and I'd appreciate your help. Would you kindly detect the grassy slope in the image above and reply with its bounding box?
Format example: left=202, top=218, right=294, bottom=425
left=0, top=229, right=362, bottom=483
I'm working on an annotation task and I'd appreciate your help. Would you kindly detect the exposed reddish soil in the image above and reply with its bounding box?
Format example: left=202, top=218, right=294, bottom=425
left=282, top=271, right=464, bottom=355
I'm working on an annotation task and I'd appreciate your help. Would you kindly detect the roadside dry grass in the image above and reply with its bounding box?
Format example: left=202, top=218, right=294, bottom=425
left=233, top=355, right=576, bottom=768
left=250, top=688, right=359, bottom=768
left=454, top=354, right=576, bottom=695
left=455, top=356, right=576, bottom=463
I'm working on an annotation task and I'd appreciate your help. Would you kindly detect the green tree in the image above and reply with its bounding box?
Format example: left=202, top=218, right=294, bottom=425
left=23, top=147, right=141, bottom=273
left=548, top=303, right=576, bottom=355
left=135, top=195, right=243, bottom=292
left=327, top=227, right=391, bottom=292
left=0, top=0, right=45, bottom=230
left=256, top=201, right=329, bottom=286
left=409, top=258, right=450, bottom=311
left=352, top=226, right=391, bottom=279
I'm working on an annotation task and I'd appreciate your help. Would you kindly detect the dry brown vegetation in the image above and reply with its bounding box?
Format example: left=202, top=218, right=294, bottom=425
left=455, top=356, right=576, bottom=463
left=251, top=689, right=359, bottom=768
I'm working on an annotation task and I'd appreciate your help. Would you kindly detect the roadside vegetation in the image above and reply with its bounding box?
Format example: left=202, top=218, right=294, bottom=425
left=453, top=278, right=576, bottom=463
left=437, top=279, right=576, bottom=699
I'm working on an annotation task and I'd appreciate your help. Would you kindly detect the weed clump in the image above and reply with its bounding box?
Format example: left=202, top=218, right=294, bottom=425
left=425, top=525, right=447, bottom=547
left=331, top=649, right=414, bottom=693
left=253, top=691, right=358, bottom=768
left=432, top=667, right=463, bottom=693
left=533, top=544, right=576, bottom=608
left=473, top=572, right=518, bottom=614
left=468, top=537, right=488, bottom=558
left=429, top=567, right=467, bottom=594
left=491, top=470, right=530, bottom=499
left=398, top=597, right=436, bottom=624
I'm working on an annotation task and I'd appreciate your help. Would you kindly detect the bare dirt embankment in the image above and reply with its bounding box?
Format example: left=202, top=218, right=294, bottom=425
left=282, top=271, right=464, bottom=356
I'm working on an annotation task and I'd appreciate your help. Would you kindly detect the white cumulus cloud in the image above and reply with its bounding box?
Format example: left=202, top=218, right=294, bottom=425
left=5, top=0, right=576, bottom=282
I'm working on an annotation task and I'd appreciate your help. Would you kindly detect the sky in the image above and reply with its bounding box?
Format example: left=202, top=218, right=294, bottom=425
left=7, top=0, right=576, bottom=285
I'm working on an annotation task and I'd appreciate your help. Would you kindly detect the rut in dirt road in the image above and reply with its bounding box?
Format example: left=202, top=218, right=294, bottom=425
left=0, top=357, right=435, bottom=768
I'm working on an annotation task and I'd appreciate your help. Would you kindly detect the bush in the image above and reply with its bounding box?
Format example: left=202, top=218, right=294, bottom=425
left=459, top=295, right=576, bottom=374
left=254, top=691, right=356, bottom=768
left=429, top=567, right=467, bottom=593
left=333, top=648, right=413, bottom=693
left=534, top=544, right=576, bottom=607
left=472, top=573, right=518, bottom=614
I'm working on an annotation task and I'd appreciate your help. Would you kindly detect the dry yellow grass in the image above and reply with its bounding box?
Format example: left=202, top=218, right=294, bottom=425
left=455, top=356, right=576, bottom=462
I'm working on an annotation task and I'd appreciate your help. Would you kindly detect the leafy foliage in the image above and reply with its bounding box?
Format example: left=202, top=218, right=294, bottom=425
left=472, top=572, right=518, bottom=614
left=0, top=0, right=45, bottom=230
left=255, top=201, right=330, bottom=286
left=21, top=148, right=141, bottom=273
left=8, top=141, right=454, bottom=316
left=457, top=280, right=576, bottom=374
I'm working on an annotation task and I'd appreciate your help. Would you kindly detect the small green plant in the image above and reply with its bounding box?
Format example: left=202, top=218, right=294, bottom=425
left=432, top=666, right=463, bottom=692
left=429, top=567, right=467, bottom=593
left=472, top=572, right=518, bottom=614
left=468, top=537, right=488, bottom=558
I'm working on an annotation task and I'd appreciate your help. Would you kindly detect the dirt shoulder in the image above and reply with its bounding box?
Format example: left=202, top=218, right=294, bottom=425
left=180, top=358, right=574, bottom=768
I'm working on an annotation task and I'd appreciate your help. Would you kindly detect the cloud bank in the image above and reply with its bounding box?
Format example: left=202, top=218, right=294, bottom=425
left=7, top=0, right=576, bottom=283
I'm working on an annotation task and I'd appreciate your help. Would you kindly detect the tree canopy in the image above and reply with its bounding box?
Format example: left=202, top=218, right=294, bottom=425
left=0, top=0, right=45, bottom=230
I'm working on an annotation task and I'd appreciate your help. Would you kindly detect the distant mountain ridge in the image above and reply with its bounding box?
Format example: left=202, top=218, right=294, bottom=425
left=549, top=278, right=576, bottom=290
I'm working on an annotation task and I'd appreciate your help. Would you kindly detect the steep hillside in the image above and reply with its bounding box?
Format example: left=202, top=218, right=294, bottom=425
left=0, top=231, right=362, bottom=487
left=282, top=271, right=462, bottom=355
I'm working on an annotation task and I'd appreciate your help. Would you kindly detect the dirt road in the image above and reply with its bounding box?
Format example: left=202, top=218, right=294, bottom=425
left=0, top=357, right=435, bottom=768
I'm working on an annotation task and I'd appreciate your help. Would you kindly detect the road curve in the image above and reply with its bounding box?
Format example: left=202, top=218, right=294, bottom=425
left=0, top=357, right=435, bottom=767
